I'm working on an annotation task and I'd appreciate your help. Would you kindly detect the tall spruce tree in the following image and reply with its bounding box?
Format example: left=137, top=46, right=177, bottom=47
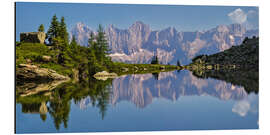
left=68, top=35, right=79, bottom=64
left=47, top=14, right=60, bottom=44
left=87, top=32, right=99, bottom=74
left=96, top=24, right=110, bottom=64
left=59, top=16, right=69, bottom=43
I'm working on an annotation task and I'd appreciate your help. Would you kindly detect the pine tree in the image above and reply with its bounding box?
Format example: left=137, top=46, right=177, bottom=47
left=59, top=16, right=69, bottom=43
left=87, top=32, right=99, bottom=74
left=70, top=35, right=78, bottom=51
left=151, top=55, right=159, bottom=64
left=177, top=60, right=181, bottom=66
left=88, top=32, right=97, bottom=63
left=68, top=35, right=80, bottom=66
left=38, top=24, right=45, bottom=32
left=88, top=32, right=97, bottom=49
left=51, top=37, right=65, bottom=64
left=46, top=15, right=71, bottom=65
left=96, top=24, right=110, bottom=64
left=47, top=14, right=60, bottom=44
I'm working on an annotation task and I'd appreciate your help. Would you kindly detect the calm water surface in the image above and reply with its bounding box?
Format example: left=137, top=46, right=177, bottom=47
left=16, top=70, right=258, bottom=133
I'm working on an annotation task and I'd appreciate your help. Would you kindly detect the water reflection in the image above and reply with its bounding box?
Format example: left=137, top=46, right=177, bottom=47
left=191, top=69, right=258, bottom=94
left=232, top=93, right=258, bottom=117
left=16, top=78, right=112, bottom=129
left=16, top=69, right=258, bottom=131
left=108, top=70, right=254, bottom=109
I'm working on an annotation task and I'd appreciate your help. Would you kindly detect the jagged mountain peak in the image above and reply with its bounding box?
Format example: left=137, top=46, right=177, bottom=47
left=70, top=22, right=258, bottom=64
left=161, top=26, right=178, bottom=36
left=70, top=22, right=93, bottom=46
left=74, top=22, right=91, bottom=31
left=132, top=21, right=147, bottom=26
left=129, top=21, right=150, bottom=31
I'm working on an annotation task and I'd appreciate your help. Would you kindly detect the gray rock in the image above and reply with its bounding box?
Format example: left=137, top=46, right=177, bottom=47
left=20, top=32, right=46, bottom=44
left=17, top=64, right=70, bottom=81
left=93, top=71, right=117, bottom=81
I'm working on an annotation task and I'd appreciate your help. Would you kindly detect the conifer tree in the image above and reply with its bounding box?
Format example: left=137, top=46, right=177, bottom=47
left=151, top=55, right=159, bottom=64
left=70, top=35, right=78, bottom=51
left=96, top=24, right=110, bottom=64
left=47, top=14, right=60, bottom=44
left=88, top=32, right=96, bottom=49
left=68, top=35, right=80, bottom=66
left=177, top=60, right=181, bottom=66
left=59, top=16, right=69, bottom=43
left=87, top=32, right=99, bottom=74
left=38, top=24, right=45, bottom=32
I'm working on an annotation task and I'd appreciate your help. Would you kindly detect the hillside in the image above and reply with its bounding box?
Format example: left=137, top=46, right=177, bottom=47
left=191, top=36, right=259, bottom=70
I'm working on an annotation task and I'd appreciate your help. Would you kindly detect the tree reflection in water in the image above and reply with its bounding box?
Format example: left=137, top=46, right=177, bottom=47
left=191, top=68, right=259, bottom=94
left=16, top=77, right=112, bottom=130
left=152, top=72, right=159, bottom=80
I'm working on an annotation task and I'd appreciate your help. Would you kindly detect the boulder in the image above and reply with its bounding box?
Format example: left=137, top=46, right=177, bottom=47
left=20, top=32, right=46, bottom=44
left=42, top=55, right=52, bottom=62
left=26, top=59, right=32, bottom=63
left=16, top=64, right=70, bottom=81
left=93, top=71, right=118, bottom=81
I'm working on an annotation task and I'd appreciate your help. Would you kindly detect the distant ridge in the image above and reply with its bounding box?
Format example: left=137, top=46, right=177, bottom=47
left=70, top=21, right=258, bottom=65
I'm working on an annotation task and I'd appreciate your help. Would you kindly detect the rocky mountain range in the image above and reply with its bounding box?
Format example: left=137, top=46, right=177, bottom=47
left=70, top=21, right=258, bottom=64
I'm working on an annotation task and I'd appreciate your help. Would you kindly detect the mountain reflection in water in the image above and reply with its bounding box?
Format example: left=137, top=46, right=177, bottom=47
left=16, top=70, right=258, bottom=132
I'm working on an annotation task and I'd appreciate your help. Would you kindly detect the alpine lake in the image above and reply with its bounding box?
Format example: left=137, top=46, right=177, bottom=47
left=16, top=68, right=258, bottom=133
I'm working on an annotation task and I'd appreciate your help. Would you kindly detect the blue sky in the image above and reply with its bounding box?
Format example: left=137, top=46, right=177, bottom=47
left=16, top=2, right=258, bottom=41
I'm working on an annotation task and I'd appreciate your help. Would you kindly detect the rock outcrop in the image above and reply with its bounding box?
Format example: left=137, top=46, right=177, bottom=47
left=16, top=64, right=70, bottom=82
left=93, top=71, right=118, bottom=81
left=20, top=32, right=46, bottom=44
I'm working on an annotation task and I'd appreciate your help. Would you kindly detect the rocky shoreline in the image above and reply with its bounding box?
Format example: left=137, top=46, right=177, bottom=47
left=16, top=64, right=70, bottom=83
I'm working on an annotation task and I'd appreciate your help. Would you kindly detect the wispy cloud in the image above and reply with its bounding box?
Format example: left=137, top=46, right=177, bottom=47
left=228, top=8, right=247, bottom=24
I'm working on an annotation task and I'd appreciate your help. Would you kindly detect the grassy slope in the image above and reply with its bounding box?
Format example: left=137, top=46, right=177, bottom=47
left=16, top=43, right=73, bottom=76
left=16, top=43, right=180, bottom=77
